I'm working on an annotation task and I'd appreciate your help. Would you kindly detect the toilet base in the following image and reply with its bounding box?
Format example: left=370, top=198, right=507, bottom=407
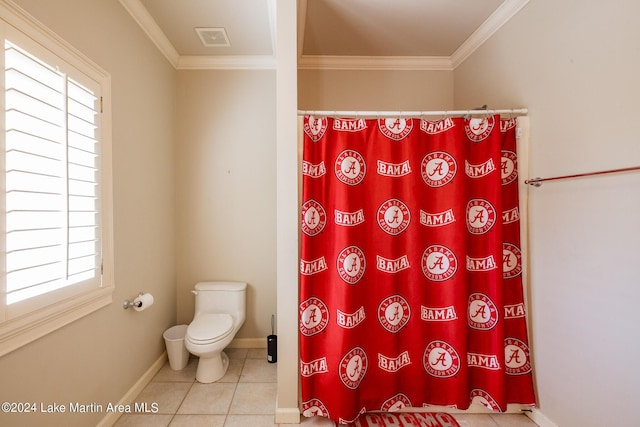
left=195, top=351, right=229, bottom=383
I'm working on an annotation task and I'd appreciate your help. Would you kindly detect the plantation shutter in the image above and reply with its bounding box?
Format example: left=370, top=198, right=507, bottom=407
left=4, top=39, right=101, bottom=309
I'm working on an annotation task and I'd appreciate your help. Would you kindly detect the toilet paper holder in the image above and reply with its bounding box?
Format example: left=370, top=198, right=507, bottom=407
left=123, top=293, right=144, bottom=309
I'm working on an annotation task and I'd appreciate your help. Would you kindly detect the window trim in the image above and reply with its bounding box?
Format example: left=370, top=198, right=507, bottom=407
left=0, top=0, right=113, bottom=356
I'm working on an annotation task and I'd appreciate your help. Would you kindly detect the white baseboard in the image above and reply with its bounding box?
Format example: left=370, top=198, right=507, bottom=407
left=229, top=337, right=267, bottom=348
left=96, top=352, right=167, bottom=427
left=526, top=408, right=559, bottom=427
left=275, top=406, right=301, bottom=424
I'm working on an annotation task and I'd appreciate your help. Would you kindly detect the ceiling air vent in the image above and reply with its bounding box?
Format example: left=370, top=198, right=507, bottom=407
left=195, top=27, right=230, bottom=47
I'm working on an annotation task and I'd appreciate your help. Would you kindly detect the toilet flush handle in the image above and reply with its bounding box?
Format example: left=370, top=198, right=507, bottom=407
left=191, top=290, right=198, bottom=296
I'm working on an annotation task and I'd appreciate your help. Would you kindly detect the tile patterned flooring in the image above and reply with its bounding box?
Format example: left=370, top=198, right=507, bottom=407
left=114, top=348, right=538, bottom=427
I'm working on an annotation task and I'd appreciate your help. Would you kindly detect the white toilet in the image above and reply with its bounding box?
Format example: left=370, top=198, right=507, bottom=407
left=185, top=281, right=247, bottom=383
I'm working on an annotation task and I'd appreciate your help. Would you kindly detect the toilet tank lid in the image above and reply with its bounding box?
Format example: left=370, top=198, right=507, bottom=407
left=195, top=281, right=247, bottom=291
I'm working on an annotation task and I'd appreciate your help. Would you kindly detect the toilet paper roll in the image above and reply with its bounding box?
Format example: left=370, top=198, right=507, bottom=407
left=133, top=293, right=154, bottom=311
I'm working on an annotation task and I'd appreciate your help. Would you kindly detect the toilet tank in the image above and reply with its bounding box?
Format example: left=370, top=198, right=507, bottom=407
left=193, top=281, right=247, bottom=324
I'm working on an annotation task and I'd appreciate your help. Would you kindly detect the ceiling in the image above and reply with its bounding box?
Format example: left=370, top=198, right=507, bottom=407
left=119, top=0, right=529, bottom=70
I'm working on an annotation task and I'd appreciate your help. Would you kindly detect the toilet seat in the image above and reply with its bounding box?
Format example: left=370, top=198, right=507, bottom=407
left=187, top=313, right=234, bottom=344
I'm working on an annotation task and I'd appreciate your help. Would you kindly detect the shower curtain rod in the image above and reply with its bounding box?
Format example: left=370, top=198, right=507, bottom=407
left=525, top=166, right=640, bottom=187
left=297, top=108, right=528, bottom=118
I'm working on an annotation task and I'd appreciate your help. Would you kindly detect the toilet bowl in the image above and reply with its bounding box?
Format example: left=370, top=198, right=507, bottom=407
left=185, top=281, right=247, bottom=383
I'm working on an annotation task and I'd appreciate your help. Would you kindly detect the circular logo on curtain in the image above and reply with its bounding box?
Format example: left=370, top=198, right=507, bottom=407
left=303, top=116, right=329, bottom=142
left=381, top=393, right=413, bottom=412
left=303, top=116, right=328, bottom=142
left=465, top=116, right=495, bottom=142
left=501, top=150, right=518, bottom=185
left=378, top=118, right=413, bottom=141
left=470, top=389, right=502, bottom=412
left=423, top=340, right=460, bottom=378
left=339, top=347, right=368, bottom=389
left=468, top=293, right=498, bottom=330
left=301, top=399, right=330, bottom=418
left=466, top=199, right=496, bottom=234
left=421, top=245, right=458, bottom=281
left=335, top=150, right=366, bottom=185
left=378, top=295, right=411, bottom=333
left=337, top=246, right=366, bottom=284
left=377, top=199, right=411, bottom=235
left=502, top=243, right=522, bottom=279
left=421, top=152, right=457, bottom=187
left=504, top=337, right=532, bottom=375
left=301, top=200, right=327, bottom=236
left=299, top=297, right=329, bottom=336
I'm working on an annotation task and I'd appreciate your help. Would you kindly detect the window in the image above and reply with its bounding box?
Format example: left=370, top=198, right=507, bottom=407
left=0, top=3, right=113, bottom=355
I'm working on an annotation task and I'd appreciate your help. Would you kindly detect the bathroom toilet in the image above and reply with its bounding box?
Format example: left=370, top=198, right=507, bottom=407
left=185, top=281, right=247, bottom=383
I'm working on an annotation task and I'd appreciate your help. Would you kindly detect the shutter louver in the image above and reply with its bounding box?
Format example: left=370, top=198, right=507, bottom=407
left=4, top=41, right=100, bottom=305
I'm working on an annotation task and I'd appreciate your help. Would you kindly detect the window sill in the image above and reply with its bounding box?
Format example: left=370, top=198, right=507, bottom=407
left=0, top=286, right=113, bottom=357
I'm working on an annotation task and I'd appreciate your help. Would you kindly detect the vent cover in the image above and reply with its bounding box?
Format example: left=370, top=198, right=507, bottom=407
left=195, top=27, right=231, bottom=47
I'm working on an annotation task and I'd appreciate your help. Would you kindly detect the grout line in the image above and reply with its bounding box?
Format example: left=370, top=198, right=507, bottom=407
left=225, top=352, right=248, bottom=418
left=172, top=377, right=196, bottom=418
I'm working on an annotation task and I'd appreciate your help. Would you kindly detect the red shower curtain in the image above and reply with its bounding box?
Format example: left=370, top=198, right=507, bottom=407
left=299, top=115, right=536, bottom=423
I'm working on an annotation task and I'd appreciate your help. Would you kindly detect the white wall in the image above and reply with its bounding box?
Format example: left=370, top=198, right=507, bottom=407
left=298, top=69, right=454, bottom=111
left=454, top=1, right=640, bottom=426
left=0, top=1, right=176, bottom=426
left=174, top=70, right=277, bottom=341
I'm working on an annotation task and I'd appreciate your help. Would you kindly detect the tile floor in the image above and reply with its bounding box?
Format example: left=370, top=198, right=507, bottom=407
left=114, top=348, right=538, bottom=427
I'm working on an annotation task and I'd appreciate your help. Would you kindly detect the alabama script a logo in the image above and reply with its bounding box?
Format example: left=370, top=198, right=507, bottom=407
left=381, top=393, right=412, bottom=412
left=337, top=246, right=366, bottom=284
left=301, top=200, right=326, bottom=236
left=301, top=399, right=329, bottom=418
left=378, top=295, right=411, bottom=333
left=421, top=151, right=457, bottom=187
left=423, top=340, right=460, bottom=378
left=378, top=118, right=413, bottom=140
left=465, top=116, right=495, bottom=142
left=377, top=199, right=410, bottom=235
left=505, top=337, right=532, bottom=375
left=470, top=389, right=502, bottom=412
left=303, top=116, right=328, bottom=142
left=468, top=293, right=498, bottom=330
left=501, top=150, right=518, bottom=185
left=421, top=245, right=458, bottom=281
left=299, top=297, right=329, bottom=336
left=503, top=243, right=522, bottom=279
left=339, top=347, right=368, bottom=389
left=335, top=149, right=366, bottom=185
left=466, top=199, right=496, bottom=235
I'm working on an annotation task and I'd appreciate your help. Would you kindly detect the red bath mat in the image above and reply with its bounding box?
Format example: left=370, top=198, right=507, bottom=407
left=342, top=412, right=461, bottom=427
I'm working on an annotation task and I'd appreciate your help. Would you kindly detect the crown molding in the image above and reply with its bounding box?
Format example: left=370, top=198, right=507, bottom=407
left=120, top=0, right=529, bottom=71
left=119, top=0, right=179, bottom=67
left=297, top=55, right=453, bottom=71
left=177, top=55, right=276, bottom=70
left=450, top=0, right=530, bottom=68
